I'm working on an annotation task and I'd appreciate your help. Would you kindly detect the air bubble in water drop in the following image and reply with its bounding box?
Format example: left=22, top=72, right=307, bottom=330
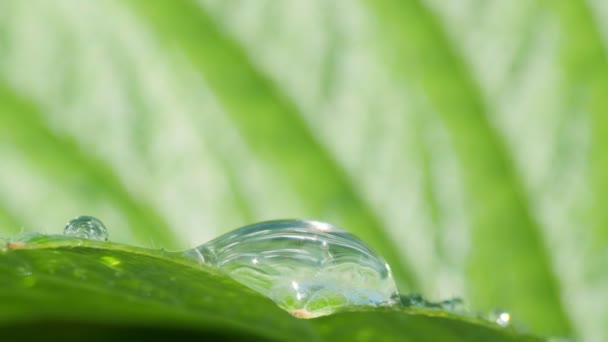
left=184, top=219, right=400, bottom=318
left=63, top=216, right=108, bottom=241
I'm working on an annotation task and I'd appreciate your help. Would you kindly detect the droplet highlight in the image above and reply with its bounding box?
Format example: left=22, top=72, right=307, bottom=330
left=488, top=309, right=512, bottom=327
left=184, top=219, right=400, bottom=318
left=63, top=215, right=108, bottom=241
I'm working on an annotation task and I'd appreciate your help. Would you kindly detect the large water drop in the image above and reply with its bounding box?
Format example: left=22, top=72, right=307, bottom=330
left=184, top=219, right=399, bottom=318
left=63, top=215, right=108, bottom=241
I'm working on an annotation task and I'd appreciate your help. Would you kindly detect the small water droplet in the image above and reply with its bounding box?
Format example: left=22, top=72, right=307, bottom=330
left=63, top=216, right=108, bottom=241
left=437, top=297, right=466, bottom=312
left=400, top=294, right=466, bottom=313
left=400, top=294, right=423, bottom=307
left=489, top=308, right=512, bottom=327
left=183, top=219, right=399, bottom=318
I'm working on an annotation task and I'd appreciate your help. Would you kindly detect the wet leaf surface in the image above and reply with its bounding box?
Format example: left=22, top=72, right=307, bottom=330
left=0, top=241, right=541, bottom=341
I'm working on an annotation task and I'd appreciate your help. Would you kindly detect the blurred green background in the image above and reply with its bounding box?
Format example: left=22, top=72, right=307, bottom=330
left=0, top=1, right=606, bottom=341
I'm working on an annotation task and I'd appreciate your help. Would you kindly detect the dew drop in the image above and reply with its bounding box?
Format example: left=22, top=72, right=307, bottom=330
left=401, top=294, right=466, bottom=313
left=435, top=297, right=466, bottom=313
left=488, top=308, right=512, bottom=327
left=184, top=219, right=400, bottom=318
left=400, top=293, right=426, bottom=307
left=63, top=216, right=108, bottom=241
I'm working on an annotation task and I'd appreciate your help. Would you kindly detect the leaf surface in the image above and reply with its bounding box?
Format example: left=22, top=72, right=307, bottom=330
left=0, top=240, right=541, bottom=341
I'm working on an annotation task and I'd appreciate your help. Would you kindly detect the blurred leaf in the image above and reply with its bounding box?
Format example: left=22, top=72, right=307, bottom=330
left=0, top=84, right=179, bottom=248
left=0, top=240, right=541, bottom=341
left=0, top=0, right=606, bottom=340
left=363, top=0, right=571, bottom=334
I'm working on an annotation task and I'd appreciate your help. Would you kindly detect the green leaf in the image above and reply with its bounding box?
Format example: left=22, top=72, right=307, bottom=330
left=0, top=0, right=605, bottom=340
left=0, top=239, right=541, bottom=341
left=363, top=0, right=572, bottom=334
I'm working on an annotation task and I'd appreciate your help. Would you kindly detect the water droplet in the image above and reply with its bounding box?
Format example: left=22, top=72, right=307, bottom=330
left=63, top=216, right=108, bottom=241
left=489, top=308, right=512, bottom=327
left=184, top=219, right=399, bottom=318
left=400, top=293, right=426, bottom=307
left=400, top=294, right=466, bottom=313
left=436, top=297, right=466, bottom=312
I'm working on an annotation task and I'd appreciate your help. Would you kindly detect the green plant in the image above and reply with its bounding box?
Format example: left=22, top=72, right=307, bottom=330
left=1, top=0, right=605, bottom=340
